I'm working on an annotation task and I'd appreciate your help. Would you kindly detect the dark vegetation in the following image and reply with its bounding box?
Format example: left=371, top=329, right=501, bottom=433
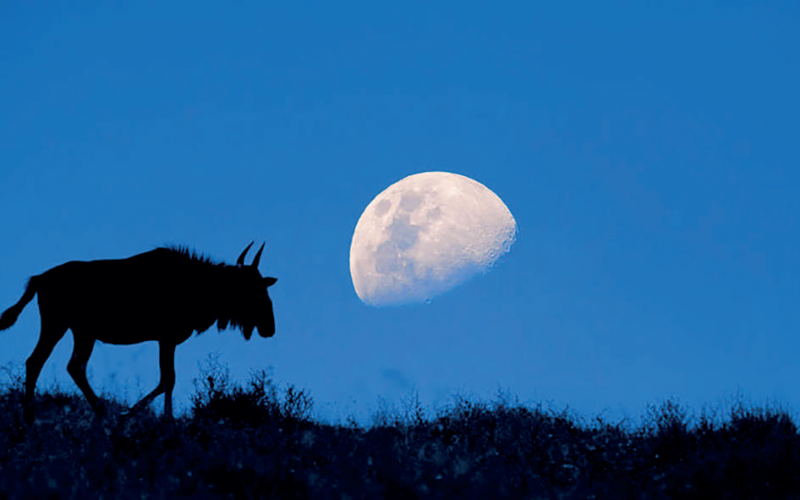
left=1, top=360, right=799, bottom=499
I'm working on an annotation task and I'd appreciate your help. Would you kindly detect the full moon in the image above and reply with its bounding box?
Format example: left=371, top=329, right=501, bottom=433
left=350, top=171, right=517, bottom=307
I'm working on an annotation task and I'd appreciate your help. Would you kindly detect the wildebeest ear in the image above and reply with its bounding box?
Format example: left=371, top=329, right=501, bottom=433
left=264, top=277, right=277, bottom=287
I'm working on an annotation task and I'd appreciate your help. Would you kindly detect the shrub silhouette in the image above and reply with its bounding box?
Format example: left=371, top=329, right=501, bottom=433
left=1, top=360, right=799, bottom=499
left=191, top=355, right=313, bottom=427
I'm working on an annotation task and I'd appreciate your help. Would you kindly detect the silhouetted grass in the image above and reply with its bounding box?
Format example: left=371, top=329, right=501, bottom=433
left=1, top=360, right=799, bottom=499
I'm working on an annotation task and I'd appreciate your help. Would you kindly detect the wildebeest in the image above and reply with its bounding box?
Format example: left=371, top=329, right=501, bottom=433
left=0, top=242, right=277, bottom=424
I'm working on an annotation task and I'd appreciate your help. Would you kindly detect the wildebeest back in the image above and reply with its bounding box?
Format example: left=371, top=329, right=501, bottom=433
left=36, top=248, right=231, bottom=344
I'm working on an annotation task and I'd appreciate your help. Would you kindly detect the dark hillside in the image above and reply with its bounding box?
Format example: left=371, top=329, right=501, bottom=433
left=1, top=363, right=799, bottom=499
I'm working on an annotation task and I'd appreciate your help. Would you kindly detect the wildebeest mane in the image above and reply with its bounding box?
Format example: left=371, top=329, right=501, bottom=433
left=162, top=245, right=223, bottom=267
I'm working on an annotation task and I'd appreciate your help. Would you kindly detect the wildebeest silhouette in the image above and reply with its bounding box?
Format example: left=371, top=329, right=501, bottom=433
left=0, top=242, right=277, bottom=424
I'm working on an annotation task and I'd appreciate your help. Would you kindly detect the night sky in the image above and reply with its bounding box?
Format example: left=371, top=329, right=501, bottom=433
left=1, top=2, right=798, bottom=424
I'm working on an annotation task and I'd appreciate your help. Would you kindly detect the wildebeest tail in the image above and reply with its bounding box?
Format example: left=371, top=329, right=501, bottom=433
left=0, top=276, right=38, bottom=331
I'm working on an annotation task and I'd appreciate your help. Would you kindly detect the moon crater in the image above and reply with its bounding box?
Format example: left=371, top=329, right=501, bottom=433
left=350, top=172, right=517, bottom=307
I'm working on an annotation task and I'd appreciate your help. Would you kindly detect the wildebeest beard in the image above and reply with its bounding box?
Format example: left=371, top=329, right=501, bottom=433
left=214, top=305, right=257, bottom=340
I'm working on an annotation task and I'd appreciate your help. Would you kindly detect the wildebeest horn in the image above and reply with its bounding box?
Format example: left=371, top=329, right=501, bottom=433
left=237, top=242, right=254, bottom=267
left=252, top=242, right=265, bottom=268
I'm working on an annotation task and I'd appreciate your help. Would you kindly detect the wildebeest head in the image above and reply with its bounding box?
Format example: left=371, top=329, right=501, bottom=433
left=221, top=242, right=278, bottom=340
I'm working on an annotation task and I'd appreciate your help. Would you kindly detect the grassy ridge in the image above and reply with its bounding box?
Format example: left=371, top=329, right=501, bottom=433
left=0, top=363, right=798, bottom=499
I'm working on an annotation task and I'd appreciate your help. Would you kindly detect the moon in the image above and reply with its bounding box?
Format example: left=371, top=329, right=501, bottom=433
left=350, top=171, right=517, bottom=307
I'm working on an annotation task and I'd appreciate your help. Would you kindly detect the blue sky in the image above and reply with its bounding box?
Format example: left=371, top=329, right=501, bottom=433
left=1, top=2, right=798, bottom=424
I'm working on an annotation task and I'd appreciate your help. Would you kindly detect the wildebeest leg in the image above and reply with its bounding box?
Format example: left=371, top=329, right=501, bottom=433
left=130, top=342, right=176, bottom=420
left=24, top=321, right=68, bottom=424
left=160, top=342, right=176, bottom=420
left=67, top=335, right=104, bottom=417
